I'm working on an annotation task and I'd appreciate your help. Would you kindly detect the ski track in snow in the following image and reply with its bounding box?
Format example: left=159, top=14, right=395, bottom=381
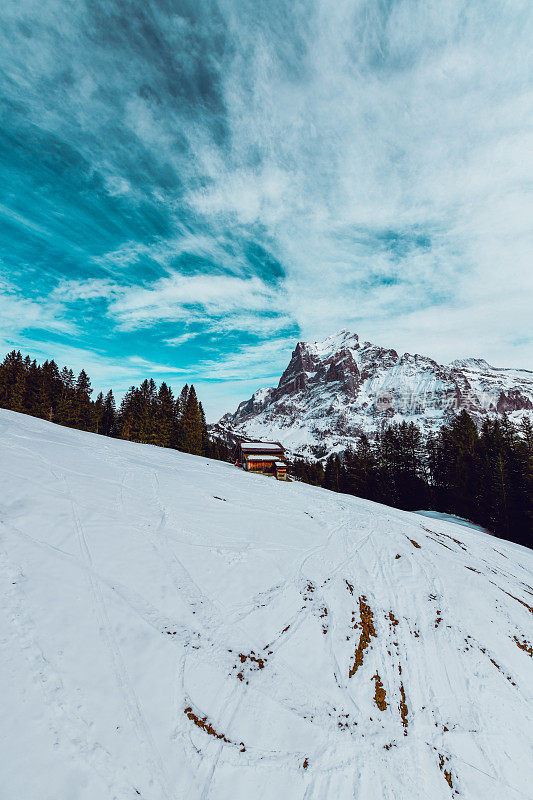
left=0, top=409, right=532, bottom=800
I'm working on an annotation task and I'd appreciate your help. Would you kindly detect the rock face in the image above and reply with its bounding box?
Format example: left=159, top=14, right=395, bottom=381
left=215, top=331, right=533, bottom=457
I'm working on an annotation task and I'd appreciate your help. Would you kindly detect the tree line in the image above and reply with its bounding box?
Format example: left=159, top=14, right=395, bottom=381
left=292, top=411, right=532, bottom=549
left=1, top=349, right=531, bottom=548
left=0, top=350, right=231, bottom=461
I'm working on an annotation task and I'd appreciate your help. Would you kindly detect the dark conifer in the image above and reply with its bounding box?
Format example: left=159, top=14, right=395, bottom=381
left=156, top=382, right=175, bottom=447
left=101, top=390, right=117, bottom=437
left=94, top=392, right=104, bottom=434
left=199, top=402, right=210, bottom=456
left=181, top=385, right=202, bottom=455
left=75, top=370, right=93, bottom=429
left=324, top=453, right=342, bottom=492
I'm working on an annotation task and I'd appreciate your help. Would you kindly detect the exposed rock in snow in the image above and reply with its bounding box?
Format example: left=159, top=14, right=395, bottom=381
left=215, top=331, right=533, bottom=457
left=1, top=409, right=532, bottom=799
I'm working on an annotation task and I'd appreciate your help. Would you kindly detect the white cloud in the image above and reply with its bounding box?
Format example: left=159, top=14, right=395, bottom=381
left=164, top=332, right=199, bottom=348
left=195, top=336, right=296, bottom=382
left=106, top=273, right=287, bottom=331
left=0, top=285, right=76, bottom=339
left=51, top=279, right=120, bottom=302
left=183, top=0, right=533, bottom=367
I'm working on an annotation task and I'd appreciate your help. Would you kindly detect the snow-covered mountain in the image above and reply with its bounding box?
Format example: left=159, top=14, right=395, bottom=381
left=1, top=409, right=532, bottom=800
left=216, top=331, right=533, bottom=457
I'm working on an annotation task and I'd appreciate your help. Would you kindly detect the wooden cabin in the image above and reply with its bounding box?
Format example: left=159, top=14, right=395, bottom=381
left=234, top=441, right=287, bottom=477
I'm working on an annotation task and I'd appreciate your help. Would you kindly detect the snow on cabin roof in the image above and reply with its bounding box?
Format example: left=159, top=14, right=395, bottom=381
left=244, top=454, right=279, bottom=462
left=240, top=441, right=284, bottom=451
left=275, top=462, right=286, bottom=467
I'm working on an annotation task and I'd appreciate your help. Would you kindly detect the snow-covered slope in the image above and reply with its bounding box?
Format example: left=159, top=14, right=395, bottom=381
left=1, top=409, right=532, bottom=800
left=215, top=331, right=533, bottom=457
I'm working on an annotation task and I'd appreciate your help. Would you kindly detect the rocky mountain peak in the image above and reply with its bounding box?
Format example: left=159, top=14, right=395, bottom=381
left=215, top=333, right=533, bottom=458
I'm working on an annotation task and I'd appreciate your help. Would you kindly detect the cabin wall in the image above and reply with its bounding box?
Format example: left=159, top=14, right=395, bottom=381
left=247, top=460, right=276, bottom=473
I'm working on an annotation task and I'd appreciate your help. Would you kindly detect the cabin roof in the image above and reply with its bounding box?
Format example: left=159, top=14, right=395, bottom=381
left=275, top=461, right=286, bottom=467
left=240, top=441, right=284, bottom=452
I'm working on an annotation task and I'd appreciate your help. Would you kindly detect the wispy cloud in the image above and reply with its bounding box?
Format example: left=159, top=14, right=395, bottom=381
left=0, top=280, right=76, bottom=338
left=195, top=337, right=296, bottom=382
left=164, top=332, right=199, bottom=348
left=51, top=279, right=120, bottom=302
left=97, top=272, right=288, bottom=332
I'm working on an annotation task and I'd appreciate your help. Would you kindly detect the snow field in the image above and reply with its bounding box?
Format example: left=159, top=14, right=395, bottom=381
left=1, top=409, right=532, bottom=800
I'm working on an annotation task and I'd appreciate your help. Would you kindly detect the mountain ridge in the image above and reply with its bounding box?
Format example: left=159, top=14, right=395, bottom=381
left=215, top=331, right=533, bottom=457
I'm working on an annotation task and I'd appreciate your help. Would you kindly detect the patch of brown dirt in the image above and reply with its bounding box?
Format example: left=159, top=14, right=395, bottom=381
left=513, top=635, right=533, bottom=656
left=408, top=538, right=421, bottom=549
left=438, top=753, right=454, bottom=789
left=372, top=672, right=388, bottom=710
left=398, top=683, right=408, bottom=734
left=237, top=651, right=266, bottom=670
left=349, top=596, right=376, bottom=678
left=388, top=611, right=399, bottom=627
left=184, top=706, right=231, bottom=744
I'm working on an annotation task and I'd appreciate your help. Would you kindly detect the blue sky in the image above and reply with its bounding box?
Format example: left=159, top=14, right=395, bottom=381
left=1, top=0, right=532, bottom=419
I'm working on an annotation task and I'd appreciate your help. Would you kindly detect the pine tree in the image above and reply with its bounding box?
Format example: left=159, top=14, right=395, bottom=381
left=94, top=392, right=104, bottom=433
left=324, top=453, right=342, bottom=492
left=199, top=402, right=210, bottom=456
left=37, top=359, right=61, bottom=420
left=119, top=387, right=139, bottom=441
left=520, top=417, right=533, bottom=454
left=156, top=382, right=175, bottom=447
left=57, top=367, right=76, bottom=426
left=175, top=384, right=189, bottom=449
left=178, top=384, right=189, bottom=416
left=431, top=410, right=481, bottom=520
left=23, top=359, right=40, bottom=414
left=75, top=369, right=93, bottom=430
left=0, top=350, right=24, bottom=409
left=181, top=385, right=202, bottom=455
left=101, top=390, right=117, bottom=436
